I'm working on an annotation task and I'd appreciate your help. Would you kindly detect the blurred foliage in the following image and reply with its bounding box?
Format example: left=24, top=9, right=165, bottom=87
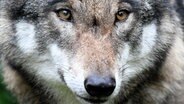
left=0, top=64, right=18, bottom=104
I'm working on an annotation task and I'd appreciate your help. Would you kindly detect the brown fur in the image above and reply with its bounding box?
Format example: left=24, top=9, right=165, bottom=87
left=76, top=32, right=115, bottom=73
left=2, top=61, right=40, bottom=104
left=0, top=0, right=184, bottom=104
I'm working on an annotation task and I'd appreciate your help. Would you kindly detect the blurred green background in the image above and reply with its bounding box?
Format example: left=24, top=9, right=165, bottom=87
left=0, top=64, right=18, bottom=104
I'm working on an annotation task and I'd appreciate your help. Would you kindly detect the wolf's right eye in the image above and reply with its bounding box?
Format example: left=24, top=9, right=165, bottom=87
left=116, top=10, right=130, bottom=22
left=55, top=9, right=72, bottom=21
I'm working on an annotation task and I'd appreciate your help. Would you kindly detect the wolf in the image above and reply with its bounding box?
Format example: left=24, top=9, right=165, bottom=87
left=0, top=0, right=184, bottom=104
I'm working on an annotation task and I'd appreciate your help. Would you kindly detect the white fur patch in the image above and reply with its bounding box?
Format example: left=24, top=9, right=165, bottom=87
left=64, top=58, right=86, bottom=96
left=16, top=21, right=37, bottom=54
left=114, top=43, right=131, bottom=96
left=49, top=44, right=85, bottom=95
left=144, top=1, right=152, bottom=10
left=35, top=61, right=61, bottom=82
left=119, top=43, right=131, bottom=68
left=48, top=44, right=86, bottom=96
left=116, top=23, right=157, bottom=86
left=117, top=43, right=131, bottom=73
left=117, top=23, right=158, bottom=85
left=112, top=69, right=122, bottom=97
left=141, top=23, right=157, bottom=56
left=49, top=44, right=70, bottom=70
left=116, top=14, right=135, bottom=36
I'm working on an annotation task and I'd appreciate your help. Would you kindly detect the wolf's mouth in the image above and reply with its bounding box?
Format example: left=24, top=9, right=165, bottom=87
left=78, top=96, right=108, bottom=103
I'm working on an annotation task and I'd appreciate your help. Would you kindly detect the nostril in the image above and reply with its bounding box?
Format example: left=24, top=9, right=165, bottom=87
left=84, top=75, right=116, bottom=97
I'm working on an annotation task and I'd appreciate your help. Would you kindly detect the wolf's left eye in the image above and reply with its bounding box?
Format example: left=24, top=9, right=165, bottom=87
left=116, top=10, right=130, bottom=21
left=55, top=9, right=72, bottom=21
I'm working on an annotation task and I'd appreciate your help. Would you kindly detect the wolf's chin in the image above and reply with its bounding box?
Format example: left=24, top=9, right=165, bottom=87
left=77, top=95, right=108, bottom=104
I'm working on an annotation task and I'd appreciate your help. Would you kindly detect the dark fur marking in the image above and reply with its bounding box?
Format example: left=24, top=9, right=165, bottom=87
left=48, top=0, right=68, bottom=5
left=116, top=45, right=171, bottom=103
left=119, top=0, right=140, bottom=8
left=7, top=60, right=56, bottom=104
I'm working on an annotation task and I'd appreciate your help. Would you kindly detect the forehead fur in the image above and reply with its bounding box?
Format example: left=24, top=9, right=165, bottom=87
left=1, top=0, right=167, bottom=24
left=3, top=0, right=158, bottom=14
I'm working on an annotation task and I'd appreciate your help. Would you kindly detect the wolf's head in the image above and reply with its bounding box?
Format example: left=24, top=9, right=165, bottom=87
left=0, top=0, right=177, bottom=103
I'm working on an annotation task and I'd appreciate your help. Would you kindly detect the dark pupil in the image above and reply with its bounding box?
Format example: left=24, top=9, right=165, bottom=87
left=62, top=10, right=69, bottom=16
left=118, top=11, right=125, bottom=16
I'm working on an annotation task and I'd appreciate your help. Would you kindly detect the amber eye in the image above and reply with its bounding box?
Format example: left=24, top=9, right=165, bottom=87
left=116, top=10, right=130, bottom=21
left=55, top=9, right=72, bottom=21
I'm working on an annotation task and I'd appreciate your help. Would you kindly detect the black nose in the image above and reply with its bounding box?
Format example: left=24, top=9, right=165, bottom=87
left=84, top=75, right=116, bottom=97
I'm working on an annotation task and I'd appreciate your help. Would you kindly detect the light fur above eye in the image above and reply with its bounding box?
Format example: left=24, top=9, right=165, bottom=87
left=55, top=9, right=72, bottom=21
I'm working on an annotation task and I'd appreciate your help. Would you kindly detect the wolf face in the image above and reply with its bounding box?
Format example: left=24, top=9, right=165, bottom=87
left=0, top=0, right=181, bottom=104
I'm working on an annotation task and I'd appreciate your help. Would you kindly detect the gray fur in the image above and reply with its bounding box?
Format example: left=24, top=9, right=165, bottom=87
left=0, top=0, right=184, bottom=104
